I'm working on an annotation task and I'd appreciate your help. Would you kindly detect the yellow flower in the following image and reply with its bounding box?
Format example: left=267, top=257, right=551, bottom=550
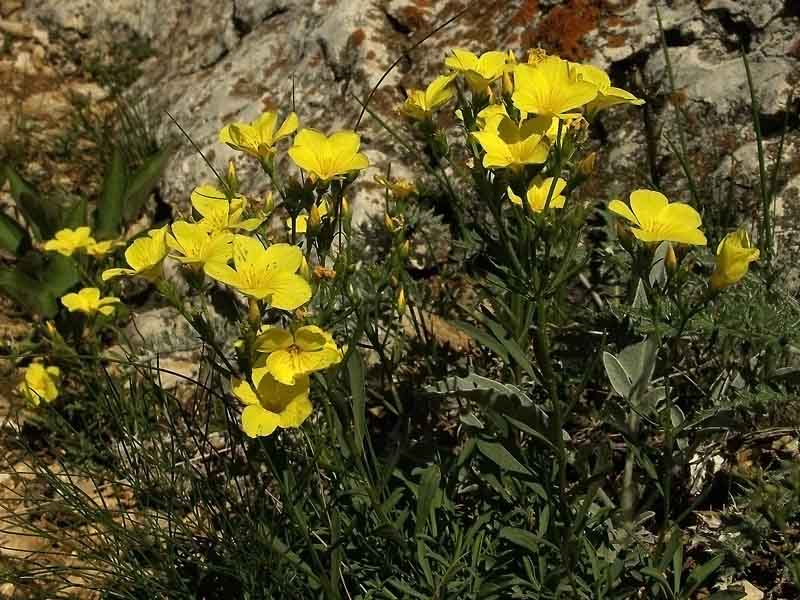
left=204, top=236, right=311, bottom=310
left=232, top=371, right=312, bottom=438
left=609, top=189, right=707, bottom=246
left=102, top=226, right=169, bottom=281
left=288, top=129, right=369, bottom=181
left=445, top=48, right=507, bottom=91
left=61, top=287, right=120, bottom=316
left=398, top=74, right=457, bottom=120
left=374, top=175, right=416, bottom=199
left=512, top=56, right=598, bottom=118
left=253, top=325, right=342, bottom=386
left=43, top=227, right=95, bottom=256
left=290, top=199, right=330, bottom=235
left=474, top=103, right=509, bottom=129
left=190, top=184, right=264, bottom=232
left=86, top=239, right=124, bottom=257
left=17, top=363, right=60, bottom=406
left=711, top=230, right=760, bottom=289
left=219, top=110, right=299, bottom=159
left=166, top=221, right=234, bottom=268
left=572, top=63, right=644, bottom=114
left=507, top=177, right=568, bottom=212
left=471, top=114, right=551, bottom=170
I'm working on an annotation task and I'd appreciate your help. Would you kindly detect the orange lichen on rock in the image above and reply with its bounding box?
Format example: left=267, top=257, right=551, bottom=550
left=526, top=0, right=602, bottom=61
left=349, top=28, right=366, bottom=48
left=511, top=0, right=540, bottom=27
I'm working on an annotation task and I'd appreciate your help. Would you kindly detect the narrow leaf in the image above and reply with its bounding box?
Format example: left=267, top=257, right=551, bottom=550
left=5, top=166, right=57, bottom=240
left=347, top=351, right=367, bottom=456
left=603, top=351, right=632, bottom=397
left=499, top=527, right=540, bottom=553
left=122, top=147, right=173, bottom=221
left=0, top=212, right=29, bottom=255
left=96, top=146, right=127, bottom=238
left=0, top=268, right=58, bottom=317
left=477, top=440, right=531, bottom=475
left=414, top=465, right=441, bottom=536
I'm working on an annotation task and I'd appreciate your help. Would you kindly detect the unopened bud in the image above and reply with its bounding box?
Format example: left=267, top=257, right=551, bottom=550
left=578, top=152, right=596, bottom=176
left=263, top=191, right=275, bottom=215
left=399, top=239, right=411, bottom=259
left=309, top=204, right=323, bottom=233
left=340, top=196, right=352, bottom=222
left=503, top=71, right=514, bottom=96
left=665, top=243, right=678, bottom=273
left=299, top=256, right=312, bottom=281
left=226, top=160, right=239, bottom=192
left=395, top=288, right=406, bottom=315
left=615, top=220, right=634, bottom=251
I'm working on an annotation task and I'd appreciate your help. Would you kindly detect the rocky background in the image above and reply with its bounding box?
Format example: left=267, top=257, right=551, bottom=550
left=0, top=2, right=798, bottom=595
left=2, top=0, right=798, bottom=224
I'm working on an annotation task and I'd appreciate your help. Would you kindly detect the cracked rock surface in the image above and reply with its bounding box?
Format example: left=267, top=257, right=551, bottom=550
left=9, top=0, right=800, bottom=237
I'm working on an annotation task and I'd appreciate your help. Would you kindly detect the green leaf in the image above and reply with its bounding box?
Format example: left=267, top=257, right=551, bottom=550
left=618, top=337, right=658, bottom=391
left=686, top=554, right=724, bottom=595
left=122, top=147, right=172, bottom=221
left=641, top=567, right=672, bottom=597
left=603, top=351, right=632, bottom=397
left=96, top=147, right=127, bottom=238
left=452, top=319, right=510, bottom=363
left=5, top=165, right=57, bottom=240
left=61, top=196, right=87, bottom=229
left=41, top=254, right=80, bottom=297
left=414, top=464, right=441, bottom=536
left=425, top=372, right=531, bottom=404
left=347, top=351, right=367, bottom=456
left=632, top=279, right=649, bottom=309
left=476, top=440, right=531, bottom=475
left=499, top=527, right=541, bottom=553
left=0, top=268, right=58, bottom=317
left=0, top=212, right=29, bottom=255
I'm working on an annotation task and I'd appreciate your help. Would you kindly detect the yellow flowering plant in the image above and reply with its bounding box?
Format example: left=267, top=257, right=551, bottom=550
left=398, top=74, right=457, bottom=121
left=43, top=226, right=96, bottom=256
left=445, top=48, right=508, bottom=92
left=5, top=37, right=795, bottom=600
left=17, top=362, right=60, bottom=406
left=61, top=287, right=120, bottom=316
left=219, top=110, right=299, bottom=161
left=711, top=229, right=760, bottom=289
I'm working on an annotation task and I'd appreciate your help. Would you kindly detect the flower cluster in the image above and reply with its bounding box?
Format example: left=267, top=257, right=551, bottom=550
left=43, top=226, right=122, bottom=257
left=89, top=109, right=366, bottom=437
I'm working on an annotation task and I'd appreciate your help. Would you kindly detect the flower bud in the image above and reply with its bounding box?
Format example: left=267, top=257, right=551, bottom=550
left=399, top=239, right=411, bottom=259
left=615, top=220, right=634, bottom=251
left=299, top=256, right=312, bottom=281
left=395, top=288, right=406, bottom=316
left=664, top=243, right=678, bottom=274
left=226, top=159, right=239, bottom=193
left=340, top=196, right=352, bottom=223
left=503, top=70, right=514, bottom=96
left=263, top=191, right=275, bottom=215
left=309, top=204, right=323, bottom=234
left=578, top=152, right=596, bottom=177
